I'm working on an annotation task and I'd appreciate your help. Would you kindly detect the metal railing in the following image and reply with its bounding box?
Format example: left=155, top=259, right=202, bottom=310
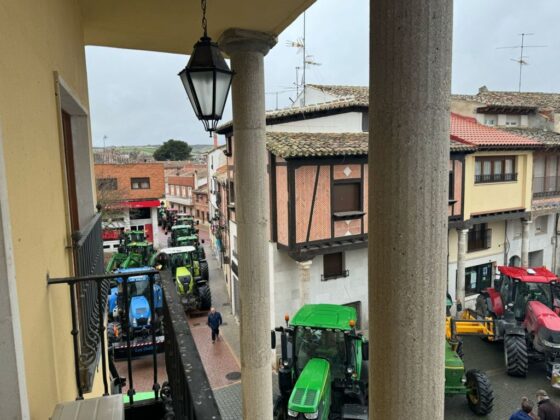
left=47, top=267, right=221, bottom=419
left=72, top=213, right=106, bottom=391
left=321, top=269, right=350, bottom=281
left=474, top=173, right=517, bottom=184
left=533, top=176, right=560, bottom=198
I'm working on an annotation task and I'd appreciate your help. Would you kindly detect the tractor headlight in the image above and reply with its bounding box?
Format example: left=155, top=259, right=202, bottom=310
left=304, top=412, right=319, bottom=419
left=287, top=409, right=298, bottom=418
left=539, top=328, right=560, bottom=349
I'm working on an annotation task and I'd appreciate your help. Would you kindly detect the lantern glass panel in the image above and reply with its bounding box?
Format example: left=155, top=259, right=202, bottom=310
left=179, top=70, right=201, bottom=118
left=190, top=71, right=215, bottom=117
left=214, top=71, right=232, bottom=118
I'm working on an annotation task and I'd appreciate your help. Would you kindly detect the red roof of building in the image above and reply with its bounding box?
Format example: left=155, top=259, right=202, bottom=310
left=498, top=266, right=558, bottom=283
left=450, top=113, right=542, bottom=149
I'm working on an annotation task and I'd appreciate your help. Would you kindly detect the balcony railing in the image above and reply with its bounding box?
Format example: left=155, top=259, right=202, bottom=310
left=474, top=173, right=517, bottom=184
left=47, top=267, right=221, bottom=419
left=533, top=176, right=560, bottom=198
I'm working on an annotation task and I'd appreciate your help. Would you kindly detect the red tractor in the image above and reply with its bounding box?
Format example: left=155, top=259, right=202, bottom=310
left=474, top=266, right=560, bottom=387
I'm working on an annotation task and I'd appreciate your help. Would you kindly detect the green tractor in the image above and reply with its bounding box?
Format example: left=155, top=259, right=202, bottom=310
left=105, top=230, right=149, bottom=272
left=167, top=224, right=197, bottom=247
left=172, top=234, right=209, bottom=280
left=272, top=304, right=368, bottom=420
left=444, top=297, right=494, bottom=415
left=154, top=246, right=211, bottom=311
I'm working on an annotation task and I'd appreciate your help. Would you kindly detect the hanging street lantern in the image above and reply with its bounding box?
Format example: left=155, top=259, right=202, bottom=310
left=179, top=0, right=233, bottom=133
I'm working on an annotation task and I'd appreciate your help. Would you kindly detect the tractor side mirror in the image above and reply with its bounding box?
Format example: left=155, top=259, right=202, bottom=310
left=201, top=239, right=205, bottom=244
left=271, top=330, right=276, bottom=349
left=362, top=341, right=369, bottom=361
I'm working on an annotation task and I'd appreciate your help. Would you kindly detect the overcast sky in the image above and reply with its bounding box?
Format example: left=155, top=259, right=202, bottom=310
left=86, top=0, right=560, bottom=147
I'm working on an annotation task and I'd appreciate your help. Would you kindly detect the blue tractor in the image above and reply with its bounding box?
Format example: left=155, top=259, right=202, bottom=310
left=107, top=267, right=165, bottom=359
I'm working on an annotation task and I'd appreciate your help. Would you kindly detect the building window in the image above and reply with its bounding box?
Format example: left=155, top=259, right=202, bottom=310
left=332, top=182, right=361, bottom=213
left=484, top=118, right=495, bottom=126
left=468, top=223, right=492, bottom=252
left=130, top=207, right=151, bottom=220
left=131, top=177, right=150, bottom=189
left=534, top=215, right=549, bottom=235
left=529, top=250, right=544, bottom=267
left=322, top=252, right=349, bottom=281
left=474, top=156, right=516, bottom=183
left=96, top=178, right=117, bottom=191
left=465, top=263, right=493, bottom=295
left=448, top=170, right=455, bottom=201
left=165, top=184, right=169, bottom=194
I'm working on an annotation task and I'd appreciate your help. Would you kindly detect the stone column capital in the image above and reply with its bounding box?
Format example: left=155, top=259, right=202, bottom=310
left=219, top=28, right=277, bottom=57
left=457, top=228, right=469, bottom=235
left=522, top=219, right=533, bottom=225
left=297, top=260, right=313, bottom=270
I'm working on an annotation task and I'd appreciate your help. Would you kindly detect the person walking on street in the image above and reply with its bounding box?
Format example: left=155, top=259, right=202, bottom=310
left=510, top=397, right=538, bottom=420
left=207, top=307, right=223, bottom=344
left=536, top=389, right=560, bottom=420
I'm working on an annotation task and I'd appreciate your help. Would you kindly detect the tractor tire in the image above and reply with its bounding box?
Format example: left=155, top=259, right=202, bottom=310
left=273, top=396, right=287, bottom=420
left=504, top=334, right=528, bottom=377
left=107, top=322, right=122, bottom=345
left=200, top=261, right=209, bottom=281
left=465, top=369, right=494, bottom=415
left=199, top=285, right=212, bottom=310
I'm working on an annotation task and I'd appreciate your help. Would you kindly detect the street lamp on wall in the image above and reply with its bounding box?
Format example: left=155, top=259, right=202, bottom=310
left=178, top=0, right=233, bottom=134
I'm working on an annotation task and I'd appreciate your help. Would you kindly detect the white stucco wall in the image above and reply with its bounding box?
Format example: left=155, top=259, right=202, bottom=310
left=267, top=112, right=364, bottom=133
left=272, top=247, right=369, bottom=329
left=506, top=216, right=556, bottom=270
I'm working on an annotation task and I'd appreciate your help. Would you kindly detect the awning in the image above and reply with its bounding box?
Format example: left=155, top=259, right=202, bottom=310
left=110, top=200, right=162, bottom=209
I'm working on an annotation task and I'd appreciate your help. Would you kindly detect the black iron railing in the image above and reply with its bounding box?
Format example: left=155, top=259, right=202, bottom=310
left=321, top=269, right=350, bottom=281
left=71, top=213, right=107, bottom=391
left=474, top=173, right=518, bottom=184
left=161, top=273, right=222, bottom=419
left=533, top=176, right=560, bottom=198
left=47, top=267, right=221, bottom=419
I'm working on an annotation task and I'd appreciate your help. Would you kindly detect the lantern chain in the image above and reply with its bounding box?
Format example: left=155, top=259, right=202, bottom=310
left=201, top=0, right=208, bottom=37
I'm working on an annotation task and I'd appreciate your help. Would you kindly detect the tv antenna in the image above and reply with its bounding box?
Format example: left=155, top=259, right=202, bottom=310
left=286, top=12, right=320, bottom=106
left=497, top=33, right=547, bottom=92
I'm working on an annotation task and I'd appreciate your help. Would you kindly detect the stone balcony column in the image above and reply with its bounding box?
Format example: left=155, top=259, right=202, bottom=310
left=219, top=28, right=277, bottom=420
left=297, top=259, right=313, bottom=305
left=456, top=228, right=469, bottom=312
left=521, top=219, right=532, bottom=267
left=369, top=0, right=453, bottom=418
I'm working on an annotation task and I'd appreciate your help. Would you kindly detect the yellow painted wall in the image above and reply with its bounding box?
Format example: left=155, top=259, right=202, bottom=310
left=448, top=220, right=505, bottom=264
left=463, top=151, right=533, bottom=218
left=0, top=0, right=103, bottom=417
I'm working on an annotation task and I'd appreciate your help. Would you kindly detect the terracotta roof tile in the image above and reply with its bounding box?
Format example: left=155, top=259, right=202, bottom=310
left=500, top=128, right=560, bottom=148
left=450, top=113, right=542, bottom=149
left=306, top=84, right=369, bottom=103
left=452, top=90, right=560, bottom=112
left=266, top=132, right=368, bottom=158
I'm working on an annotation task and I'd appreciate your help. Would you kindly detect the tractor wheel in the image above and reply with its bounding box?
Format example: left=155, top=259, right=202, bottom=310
left=465, top=369, right=494, bottom=415
left=273, top=396, right=287, bottom=420
left=200, top=261, right=209, bottom=281
left=199, top=285, right=212, bottom=310
left=504, top=334, right=528, bottom=377
left=107, top=322, right=122, bottom=344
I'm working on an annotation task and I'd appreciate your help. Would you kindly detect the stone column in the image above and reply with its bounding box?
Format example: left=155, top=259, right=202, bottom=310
left=456, top=228, right=469, bottom=311
left=521, top=219, right=532, bottom=267
left=219, top=28, right=277, bottom=420
left=369, top=0, right=453, bottom=418
left=298, top=260, right=313, bottom=305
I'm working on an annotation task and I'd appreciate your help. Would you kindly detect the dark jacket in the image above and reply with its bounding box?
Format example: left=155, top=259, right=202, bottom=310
left=207, top=312, right=223, bottom=330
left=509, top=410, right=534, bottom=420
left=538, top=398, right=560, bottom=420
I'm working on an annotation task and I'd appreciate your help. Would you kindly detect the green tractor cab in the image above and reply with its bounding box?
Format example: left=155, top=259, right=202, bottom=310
left=106, top=241, right=157, bottom=275
left=154, top=246, right=211, bottom=311
left=174, top=234, right=208, bottom=280
left=272, top=304, right=368, bottom=420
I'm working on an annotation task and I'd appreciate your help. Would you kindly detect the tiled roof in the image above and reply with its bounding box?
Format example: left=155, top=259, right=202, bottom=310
left=500, top=128, right=560, bottom=148
left=452, top=89, right=560, bottom=112
left=306, top=84, right=369, bottom=103
left=450, top=139, right=476, bottom=152
left=266, top=132, right=368, bottom=158
left=450, top=113, right=542, bottom=149
left=216, top=99, right=367, bottom=134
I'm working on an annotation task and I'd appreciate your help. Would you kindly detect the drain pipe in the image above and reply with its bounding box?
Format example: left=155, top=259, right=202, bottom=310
left=553, top=213, right=560, bottom=274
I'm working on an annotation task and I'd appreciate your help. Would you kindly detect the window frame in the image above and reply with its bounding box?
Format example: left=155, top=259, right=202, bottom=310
left=322, top=252, right=349, bottom=281
left=474, top=156, right=517, bottom=184
left=131, top=177, right=151, bottom=190
left=467, top=223, right=492, bottom=252
left=332, top=180, right=363, bottom=217
left=96, top=177, right=117, bottom=191
left=465, top=263, right=493, bottom=295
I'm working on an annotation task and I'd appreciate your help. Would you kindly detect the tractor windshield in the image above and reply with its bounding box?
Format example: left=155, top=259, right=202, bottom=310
left=514, top=281, right=553, bottom=320
left=169, top=252, right=193, bottom=271
left=127, top=279, right=150, bottom=299
left=129, top=232, right=145, bottom=242
left=294, top=327, right=348, bottom=379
